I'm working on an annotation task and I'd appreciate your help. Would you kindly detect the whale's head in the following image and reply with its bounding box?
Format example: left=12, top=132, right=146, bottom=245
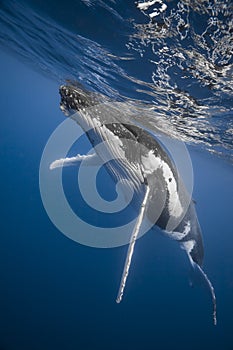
left=59, top=84, right=100, bottom=115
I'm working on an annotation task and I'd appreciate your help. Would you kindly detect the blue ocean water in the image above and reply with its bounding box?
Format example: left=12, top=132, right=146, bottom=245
left=0, top=1, right=233, bottom=349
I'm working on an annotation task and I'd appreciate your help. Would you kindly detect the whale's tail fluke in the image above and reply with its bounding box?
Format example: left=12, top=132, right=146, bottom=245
left=195, top=263, right=217, bottom=326
left=177, top=202, right=217, bottom=325
left=188, top=254, right=217, bottom=326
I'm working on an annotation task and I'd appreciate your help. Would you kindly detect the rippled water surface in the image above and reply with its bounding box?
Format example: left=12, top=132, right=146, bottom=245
left=0, top=0, right=232, bottom=160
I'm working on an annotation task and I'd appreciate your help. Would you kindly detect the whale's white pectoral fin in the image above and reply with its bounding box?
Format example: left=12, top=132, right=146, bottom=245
left=49, top=152, right=102, bottom=170
left=116, top=182, right=150, bottom=304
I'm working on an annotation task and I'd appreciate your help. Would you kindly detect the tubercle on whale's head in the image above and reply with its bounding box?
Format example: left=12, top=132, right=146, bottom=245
left=59, top=84, right=99, bottom=116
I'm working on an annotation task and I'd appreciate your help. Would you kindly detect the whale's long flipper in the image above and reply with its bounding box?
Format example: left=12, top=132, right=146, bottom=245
left=116, top=181, right=150, bottom=303
left=50, top=152, right=102, bottom=170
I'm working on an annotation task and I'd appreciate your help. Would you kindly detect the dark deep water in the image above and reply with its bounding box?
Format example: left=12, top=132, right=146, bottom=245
left=0, top=1, right=233, bottom=349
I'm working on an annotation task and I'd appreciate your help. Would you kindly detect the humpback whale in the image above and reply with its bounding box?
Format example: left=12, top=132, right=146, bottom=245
left=51, top=83, right=217, bottom=325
